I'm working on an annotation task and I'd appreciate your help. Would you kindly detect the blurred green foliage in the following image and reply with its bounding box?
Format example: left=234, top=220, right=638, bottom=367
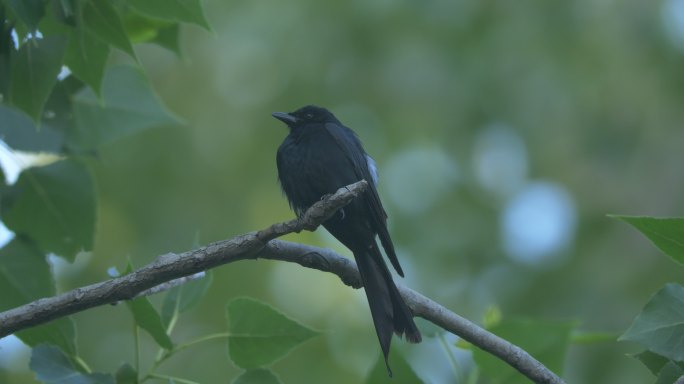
left=1, top=0, right=684, bottom=383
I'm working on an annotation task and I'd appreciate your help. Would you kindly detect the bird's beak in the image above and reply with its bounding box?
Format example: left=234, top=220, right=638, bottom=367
left=272, top=112, right=298, bottom=125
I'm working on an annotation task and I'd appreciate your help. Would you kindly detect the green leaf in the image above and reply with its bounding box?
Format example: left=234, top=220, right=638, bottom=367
left=4, top=0, right=46, bottom=32
left=161, top=271, right=213, bottom=327
left=226, top=297, right=319, bottom=369
left=0, top=238, right=77, bottom=355
left=152, top=24, right=181, bottom=56
left=620, top=283, right=684, bottom=361
left=126, top=295, right=174, bottom=350
left=83, top=0, right=136, bottom=59
left=232, top=369, right=281, bottom=384
left=122, top=12, right=181, bottom=56
left=115, top=362, right=138, bottom=384
left=69, top=65, right=180, bottom=150
left=65, top=28, right=110, bottom=96
left=633, top=350, right=673, bottom=376
left=50, top=0, right=77, bottom=26
left=611, top=216, right=684, bottom=265
left=125, top=0, right=210, bottom=30
left=473, top=318, right=576, bottom=384
left=9, top=35, right=67, bottom=121
left=655, top=362, right=684, bottom=384
left=17, top=318, right=77, bottom=358
left=0, top=104, right=64, bottom=152
left=365, top=349, right=421, bottom=383
left=123, top=11, right=171, bottom=43
left=1, top=159, right=95, bottom=260
left=30, top=344, right=115, bottom=384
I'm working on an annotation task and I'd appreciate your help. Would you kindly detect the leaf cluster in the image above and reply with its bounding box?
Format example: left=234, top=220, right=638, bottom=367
left=613, top=216, right=684, bottom=384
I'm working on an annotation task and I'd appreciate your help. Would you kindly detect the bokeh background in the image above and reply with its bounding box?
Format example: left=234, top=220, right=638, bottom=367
left=2, top=0, right=684, bottom=383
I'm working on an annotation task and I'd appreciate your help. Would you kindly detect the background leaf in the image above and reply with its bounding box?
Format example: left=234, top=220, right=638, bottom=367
left=611, top=216, right=684, bottom=265
left=655, top=362, right=684, bottom=384
left=82, top=0, right=136, bottom=59
left=4, top=0, right=46, bottom=32
left=114, top=362, right=137, bottom=384
left=633, top=350, right=672, bottom=376
left=0, top=104, right=64, bottom=152
left=65, top=28, right=110, bottom=96
left=232, top=369, right=281, bottom=384
left=0, top=238, right=76, bottom=355
left=30, top=344, right=115, bottom=384
left=126, top=295, right=174, bottom=350
left=472, top=319, right=576, bottom=384
left=365, top=349, right=422, bottom=384
left=620, top=283, right=684, bottom=361
left=125, top=0, right=210, bottom=30
left=0, top=158, right=95, bottom=260
left=151, top=24, right=181, bottom=56
left=161, top=271, right=213, bottom=327
left=8, top=35, right=67, bottom=121
left=225, top=297, right=319, bottom=369
left=69, top=65, right=179, bottom=150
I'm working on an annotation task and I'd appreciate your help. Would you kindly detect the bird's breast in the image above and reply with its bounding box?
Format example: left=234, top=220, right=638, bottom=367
left=277, top=132, right=357, bottom=213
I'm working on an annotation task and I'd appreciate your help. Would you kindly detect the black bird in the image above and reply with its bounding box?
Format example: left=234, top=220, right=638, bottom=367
left=273, top=105, right=421, bottom=374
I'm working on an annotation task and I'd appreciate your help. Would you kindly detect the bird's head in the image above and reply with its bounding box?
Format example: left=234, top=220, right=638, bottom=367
left=272, top=105, right=337, bottom=129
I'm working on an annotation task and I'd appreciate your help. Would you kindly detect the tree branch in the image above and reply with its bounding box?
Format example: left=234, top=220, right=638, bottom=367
left=0, top=180, right=565, bottom=384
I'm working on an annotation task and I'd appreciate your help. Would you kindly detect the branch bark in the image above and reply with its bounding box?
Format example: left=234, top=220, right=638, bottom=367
left=0, top=180, right=565, bottom=384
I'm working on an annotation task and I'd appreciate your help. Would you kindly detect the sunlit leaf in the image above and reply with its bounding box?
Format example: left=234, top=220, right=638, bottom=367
left=620, top=283, right=684, bottom=361
left=9, top=35, right=67, bottom=121
left=0, top=159, right=96, bottom=260
left=473, top=318, right=576, bottom=384
left=226, top=297, right=319, bottom=369
left=126, top=0, right=211, bottom=30
left=30, top=344, right=115, bottom=384
left=83, top=0, right=136, bottom=59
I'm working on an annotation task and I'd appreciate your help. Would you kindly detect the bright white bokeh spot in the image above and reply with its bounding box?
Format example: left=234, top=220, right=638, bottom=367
left=48, top=252, right=92, bottom=283
left=472, top=123, right=528, bottom=198
left=663, top=0, right=684, bottom=51
left=57, top=66, right=71, bottom=81
left=0, top=335, right=30, bottom=372
left=501, top=182, right=576, bottom=264
left=0, top=220, right=14, bottom=249
left=384, top=147, right=459, bottom=215
left=0, top=142, right=23, bottom=184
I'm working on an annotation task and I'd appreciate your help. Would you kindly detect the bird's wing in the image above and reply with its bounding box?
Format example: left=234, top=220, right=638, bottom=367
left=324, top=123, right=404, bottom=277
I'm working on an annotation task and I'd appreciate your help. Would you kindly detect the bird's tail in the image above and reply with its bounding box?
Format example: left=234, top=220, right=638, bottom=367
left=354, top=243, right=422, bottom=375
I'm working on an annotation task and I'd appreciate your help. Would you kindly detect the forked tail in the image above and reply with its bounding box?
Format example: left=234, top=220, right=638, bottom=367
left=353, top=243, right=422, bottom=376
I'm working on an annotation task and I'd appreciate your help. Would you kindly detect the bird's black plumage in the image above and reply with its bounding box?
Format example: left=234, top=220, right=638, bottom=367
left=273, top=105, right=421, bottom=375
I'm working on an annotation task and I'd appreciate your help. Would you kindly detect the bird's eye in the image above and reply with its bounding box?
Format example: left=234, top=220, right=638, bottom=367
left=305, top=113, right=314, bottom=119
